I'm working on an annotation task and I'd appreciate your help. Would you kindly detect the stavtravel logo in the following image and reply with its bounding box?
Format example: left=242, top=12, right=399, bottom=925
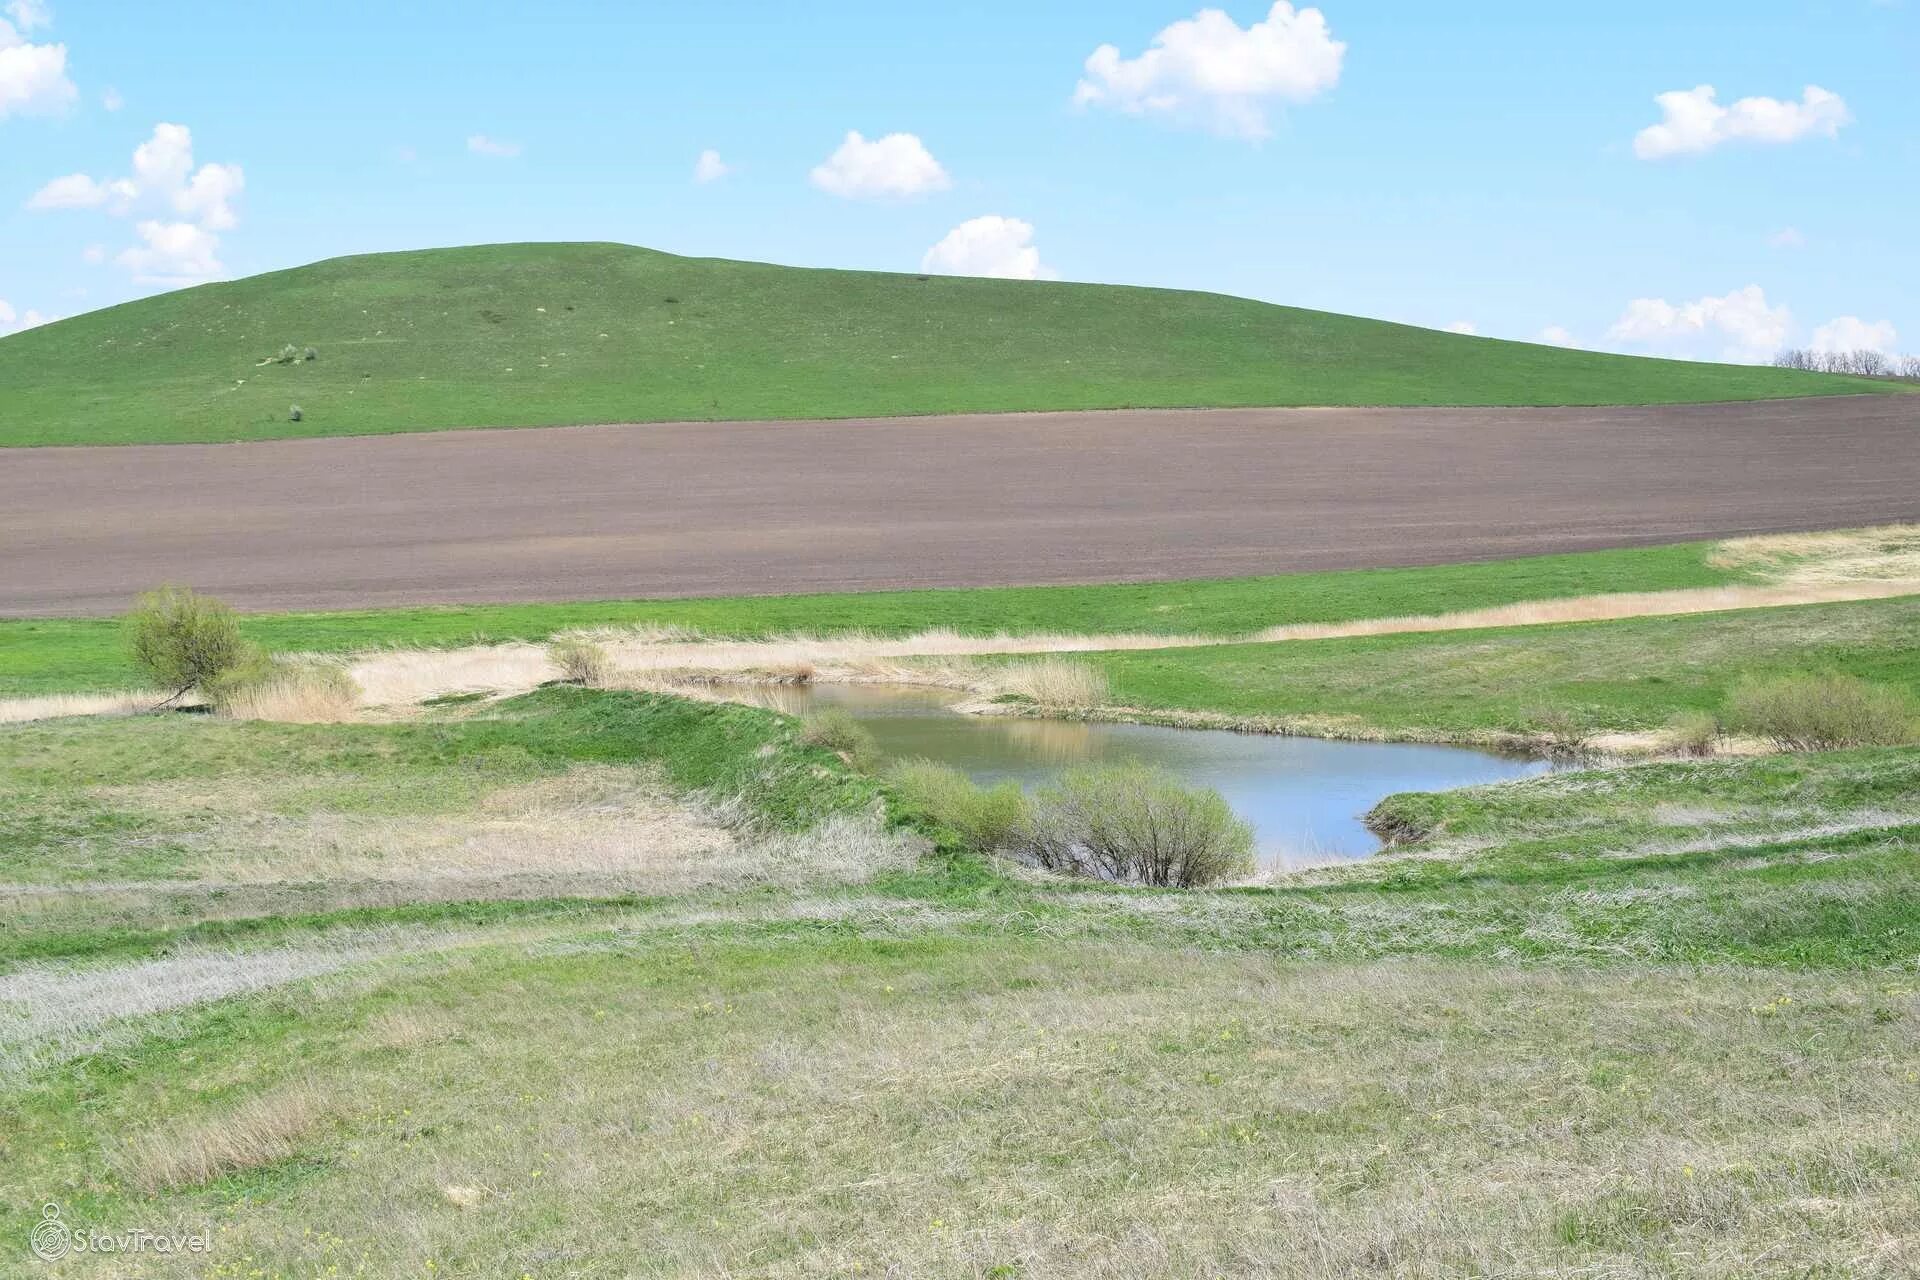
left=28, top=1202, right=212, bottom=1262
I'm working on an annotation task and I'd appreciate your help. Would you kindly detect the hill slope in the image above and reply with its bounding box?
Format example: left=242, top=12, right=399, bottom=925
left=0, top=241, right=1892, bottom=446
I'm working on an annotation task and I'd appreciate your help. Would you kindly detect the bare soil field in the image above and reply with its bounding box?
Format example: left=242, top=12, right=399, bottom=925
left=1, top=397, right=1913, bottom=616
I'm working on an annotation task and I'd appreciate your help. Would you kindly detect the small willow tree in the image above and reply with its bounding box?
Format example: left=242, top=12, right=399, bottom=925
left=125, top=586, right=250, bottom=706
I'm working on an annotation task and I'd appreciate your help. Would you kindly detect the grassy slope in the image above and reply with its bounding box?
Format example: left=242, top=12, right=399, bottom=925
left=0, top=687, right=878, bottom=888
left=2, top=744, right=1916, bottom=1276
left=0, top=242, right=1890, bottom=446
left=1077, top=594, right=1920, bottom=741
left=0, top=540, right=1751, bottom=695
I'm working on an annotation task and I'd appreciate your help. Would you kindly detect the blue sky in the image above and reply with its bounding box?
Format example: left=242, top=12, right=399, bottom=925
left=3, top=0, right=1915, bottom=359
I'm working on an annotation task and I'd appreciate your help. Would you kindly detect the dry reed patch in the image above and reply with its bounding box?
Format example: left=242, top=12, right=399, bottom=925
left=116, top=1084, right=334, bottom=1194
left=219, top=660, right=362, bottom=723
left=0, top=690, right=161, bottom=724
left=347, top=643, right=554, bottom=706
left=987, top=657, right=1110, bottom=707
left=1710, top=523, right=1920, bottom=584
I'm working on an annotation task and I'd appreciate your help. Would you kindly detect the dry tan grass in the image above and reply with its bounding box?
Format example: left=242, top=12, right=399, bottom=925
left=364, top=1006, right=454, bottom=1052
left=987, top=657, right=1110, bottom=707
left=219, top=661, right=362, bottom=723
left=116, top=1084, right=333, bottom=1193
left=0, top=690, right=160, bottom=724
left=348, top=642, right=555, bottom=706
left=1710, top=522, right=1920, bottom=584
left=1245, top=577, right=1920, bottom=643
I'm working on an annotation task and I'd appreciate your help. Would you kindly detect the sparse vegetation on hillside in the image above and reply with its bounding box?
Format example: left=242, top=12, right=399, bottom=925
left=0, top=242, right=1894, bottom=446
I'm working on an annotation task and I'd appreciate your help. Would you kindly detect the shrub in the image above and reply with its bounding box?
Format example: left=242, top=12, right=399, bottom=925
left=1661, top=709, right=1721, bottom=757
left=549, top=637, right=613, bottom=687
left=125, top=586, right=252, bottom=705
left=1526, top=706, right=1594, bottom=761
left=302, top=346, right=318, bottom=362
left=1728, top=673, right=1916, bottom=751
left=993, top=658, right=1109, bottom=708
left=799, top=708, right=880, bottom=772
left=272, top=343, right=300, bottom=365
left=1022, top=762, right=1254, bottom=887
left=289, top=405, right=303, bottom=422
left=885, top=758, right=1029, bottom=852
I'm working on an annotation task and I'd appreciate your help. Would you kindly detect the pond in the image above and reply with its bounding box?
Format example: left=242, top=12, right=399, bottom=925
left=770, top=683, right=1550, bottom=867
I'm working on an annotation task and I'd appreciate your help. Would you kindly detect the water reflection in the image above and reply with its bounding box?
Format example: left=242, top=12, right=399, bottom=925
left=770, top=682, right=1549, bottom=866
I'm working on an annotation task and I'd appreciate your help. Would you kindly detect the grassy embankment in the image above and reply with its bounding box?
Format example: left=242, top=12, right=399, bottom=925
left=0, top=241, right=1893, bottom=446
left=1064, top=592, right=1920, bottom=746
left=2, top=711, right=1917, bottom=1274
left=0, top=538, right=1814, bottom=696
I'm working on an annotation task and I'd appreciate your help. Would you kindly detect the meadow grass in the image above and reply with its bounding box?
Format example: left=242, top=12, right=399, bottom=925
left=1071, top=593, right=1920, bottom=744
left=0, top=539, right=1776, bottom=696
left=2, top=934, right=1915, bottom=1277
left=0, top=242, right=1889, bottom=447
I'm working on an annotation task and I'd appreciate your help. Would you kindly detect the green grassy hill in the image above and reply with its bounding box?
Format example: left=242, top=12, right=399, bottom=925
left=0, top=241, right=1891, bottom=446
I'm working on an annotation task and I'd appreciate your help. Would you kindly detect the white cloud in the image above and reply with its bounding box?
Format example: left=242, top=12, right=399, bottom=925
left=467, top=133, right=521, bottom=158
left=116, top=219, right=222, bottom=284
left=1073, top=2, right=1345, bottom=140
left=1633, top=85, right=1850, bottom=159
left=1534, top=325, right=1581, bottom=349
left=80, top=242, right=103, bottom=263
left=27, top=170, right=108, bottom=208
left=921, top=215, right=1054, bottom=281
left=0, top=14, right=76, bottom=119
left=101, top=85, right=121, bottom=111
left=693, top=148, right=732, bottom=184
left=4, top=0, right=51, bottom=31
left=1811, top=316, right=1898, bottom=356
left=27, top=122, right=244, bottom=285
left=809, top=131, right=950, bottom=199
left=1767, top=226, right=1806, bottom=249
left=1443, top=320, right=1477, bottom=335
left=1606, top=285, right=1789, bottom=363
left=0, top=298, right=52, bottom=334
left=176, top=160, right=243, bottom=229
left=29, top=122, right=242, bottom=226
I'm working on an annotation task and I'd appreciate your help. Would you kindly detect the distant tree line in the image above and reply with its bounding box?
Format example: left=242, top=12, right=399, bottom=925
left=1772, top=348, right=1920, bottom=379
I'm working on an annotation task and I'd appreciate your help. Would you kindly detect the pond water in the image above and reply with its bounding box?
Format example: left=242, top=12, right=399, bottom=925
left=771, top=683, right=1550, bottom=867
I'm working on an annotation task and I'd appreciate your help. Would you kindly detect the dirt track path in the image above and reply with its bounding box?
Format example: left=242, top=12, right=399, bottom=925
left=2, top=398, right=1914, bottom=616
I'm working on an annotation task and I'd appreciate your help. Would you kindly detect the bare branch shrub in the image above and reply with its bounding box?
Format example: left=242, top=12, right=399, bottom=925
left=1728, top=673, right=1916, bottom=751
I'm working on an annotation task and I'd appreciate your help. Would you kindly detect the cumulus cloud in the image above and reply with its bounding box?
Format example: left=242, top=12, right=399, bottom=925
left=1442, top=320, right=1476, bottom=335
left=467, top=133, right=521, bottom=158
left=809, top=131, right=950, bottom=199
left=0, top=12, right=76, bottom=119
left=0, top=297, right=52, bottom=333
left=1606, top=285, right=1789, bottom=363
left=693, top=148, right=732, bottom=184
left=1533, top=325, right=1581, bottom=349
left=1811, top=315, right=1898, bottom=356
left=27, top=170, right=108, bottom=208
left=116, top=220, right=223, bottom=285
left=26, top=122, right=243, bottom=285
left=921, top=215, right=1054, bottom=281
left=1073, top=2, right=1345, bottom=139
left=1633, top=85, right=1850, bottom=159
